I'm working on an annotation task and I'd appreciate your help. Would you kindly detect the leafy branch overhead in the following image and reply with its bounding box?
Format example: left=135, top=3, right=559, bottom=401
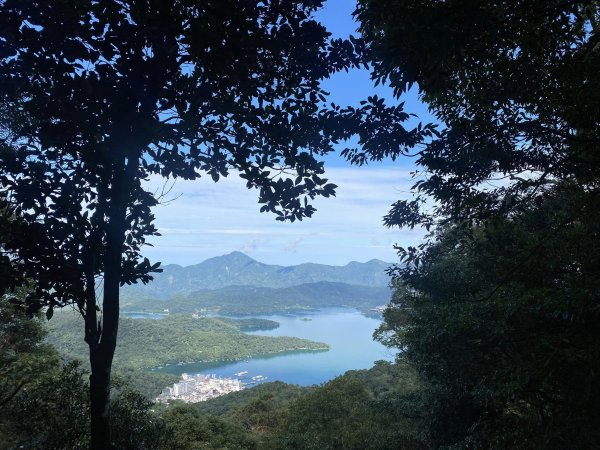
left=0, top=1, right=321, bottom=312
left=356, top=0, right=600, bottom=240
left=0, top=0, right=432, bottom=313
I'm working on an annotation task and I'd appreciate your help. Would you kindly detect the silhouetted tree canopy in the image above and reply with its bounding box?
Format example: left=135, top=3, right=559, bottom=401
left=357, top=1, right=600, bottom=448
left=377, top=186, right=600, bottom=448
left=356, top=0, right=600, bottom=232
left=0, top=1, right=434, bottom=447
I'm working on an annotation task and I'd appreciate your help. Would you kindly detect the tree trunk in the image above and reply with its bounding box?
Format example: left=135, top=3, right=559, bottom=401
left=89, top=152, right=132, bottom=450
left=89, top=349, right=112, bottom=450
left=89, top=248, right=121, bottom=450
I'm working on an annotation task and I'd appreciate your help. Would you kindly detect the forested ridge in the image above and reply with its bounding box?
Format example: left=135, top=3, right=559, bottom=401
left=121, top=251, right=391, bottom=297
left=1, top=0, right=599, bottom=448
left=122, top=281, right=391, bottom=316
left=119, top=251, right=393, bottom=317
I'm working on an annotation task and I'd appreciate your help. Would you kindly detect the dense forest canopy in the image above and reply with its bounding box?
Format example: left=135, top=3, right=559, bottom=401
left=356, top=0, right=600, bottom=448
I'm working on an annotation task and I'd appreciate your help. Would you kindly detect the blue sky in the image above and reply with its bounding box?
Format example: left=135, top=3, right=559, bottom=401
left=144, top=0, right=431, bottom=267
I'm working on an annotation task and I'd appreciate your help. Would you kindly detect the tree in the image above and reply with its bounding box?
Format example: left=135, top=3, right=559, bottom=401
left=0, top=213, right=55, bottom=409
left=160, top=404, right=256, bottom=450
left=2, top=360, right=91, bottom=449
left=0, top=296, right=58, bottom=409
left=354, top=0, right=600, bottom=229
left=0, top=1, right=392, bottom=447
left=273, top=368, right=427, bottom=450
left=110, top=387, right=174, bottom=450
left=376, top=187, right=600, bottom=448
left=2, top=355, right=176, bottom=449
left=354, top=1, right=600, bottom=447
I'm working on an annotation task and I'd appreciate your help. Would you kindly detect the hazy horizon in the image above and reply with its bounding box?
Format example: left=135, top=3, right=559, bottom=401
left=155, top=249, right=394, bottom=269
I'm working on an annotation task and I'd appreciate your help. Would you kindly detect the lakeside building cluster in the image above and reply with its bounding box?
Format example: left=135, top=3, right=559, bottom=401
left=156, top=373, right=243, bottom=403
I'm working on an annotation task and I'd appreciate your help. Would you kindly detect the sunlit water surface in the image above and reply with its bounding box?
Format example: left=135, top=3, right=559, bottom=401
left=130, top=307, right=395, bottom=386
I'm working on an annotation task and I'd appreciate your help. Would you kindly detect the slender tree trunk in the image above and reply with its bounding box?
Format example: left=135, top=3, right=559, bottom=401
left=89, top=152, right=132, bottom=450
left=89, top=348, right=112, bottom=450
left=89, top=245, right=121, bottom=450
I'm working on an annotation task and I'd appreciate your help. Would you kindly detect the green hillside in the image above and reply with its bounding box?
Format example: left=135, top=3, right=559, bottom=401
left=122, top=281, right=391, bottom=316
left=157, top=361, right=426, bottom=449
left=47, top=311, right=328, bottom=372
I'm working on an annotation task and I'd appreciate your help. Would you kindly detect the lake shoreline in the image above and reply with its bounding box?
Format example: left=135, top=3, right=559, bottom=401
left=151, top=307, right=394, bottom=387
left=147, top=346, right=330, bottom=372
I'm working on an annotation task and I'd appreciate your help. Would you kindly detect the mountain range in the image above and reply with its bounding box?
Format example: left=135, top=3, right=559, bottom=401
left=120, top=252, right=394, bottom=316
left=122, top=251, right=392, bottom=299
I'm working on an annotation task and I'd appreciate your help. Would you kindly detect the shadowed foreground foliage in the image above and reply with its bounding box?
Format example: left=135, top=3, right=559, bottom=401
left=0, top=301, right=173, bottom=449
left=355, top=1, right=600, bottom=448
left=377, top=186, right=600, bottom=448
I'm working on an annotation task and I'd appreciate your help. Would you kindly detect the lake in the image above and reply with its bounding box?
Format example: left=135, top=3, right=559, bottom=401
left=152, top=307, right=396, bottom=386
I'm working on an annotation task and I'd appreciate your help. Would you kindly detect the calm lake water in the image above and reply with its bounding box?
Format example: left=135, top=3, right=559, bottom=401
left=149, top=307, right=395, bottom=386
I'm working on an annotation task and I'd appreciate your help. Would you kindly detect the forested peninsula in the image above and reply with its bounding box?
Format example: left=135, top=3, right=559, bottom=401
left=48, top=312, right=327, bottom=370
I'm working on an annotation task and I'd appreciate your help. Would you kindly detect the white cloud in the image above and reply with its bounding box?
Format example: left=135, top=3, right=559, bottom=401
left=142, top=166, right=426, bottom=266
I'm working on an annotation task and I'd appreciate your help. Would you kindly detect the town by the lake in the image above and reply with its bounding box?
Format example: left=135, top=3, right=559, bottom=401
left=156, top=372, right=268, bottom=403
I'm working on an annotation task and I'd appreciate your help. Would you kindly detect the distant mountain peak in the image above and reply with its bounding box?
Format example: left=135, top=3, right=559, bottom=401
left=226, top=250, right=254, bottom=259
left=203, top=251, right=257, bottom=265
left=366, top=258, right=388, bottom=265
left=220, top=250, right=256, bottom=261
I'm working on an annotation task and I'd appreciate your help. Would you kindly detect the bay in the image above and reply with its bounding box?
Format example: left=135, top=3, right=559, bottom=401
left=154, top=307, right=395, bottom=386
